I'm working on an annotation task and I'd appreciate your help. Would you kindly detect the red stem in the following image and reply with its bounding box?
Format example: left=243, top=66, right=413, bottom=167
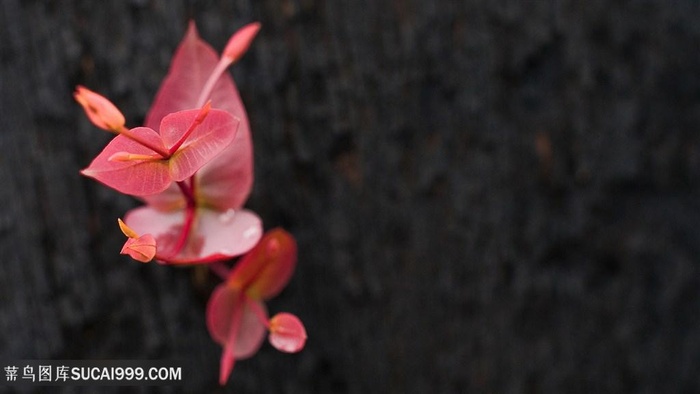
left=166, top=181, right=197, bottom=258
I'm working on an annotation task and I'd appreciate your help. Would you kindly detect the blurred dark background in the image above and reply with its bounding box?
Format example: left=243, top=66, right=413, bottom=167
left=2, top=0, right=700, bottom=392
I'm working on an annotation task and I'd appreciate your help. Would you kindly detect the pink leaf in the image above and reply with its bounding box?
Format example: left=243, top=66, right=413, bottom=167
left=142, top=21, right=253, bottom=211
left=159, top=108, right=239, bottom=181
left=207, top=285, right=242, bottom=347
left=228, top=228, right=297, bottom=300
left=206, top=285, right=267, bottom=385
left=145, top=22, right=245, bottom=129
left=120, top=234, right=156, bottom=263
left=195, top=127, right=253, bottom=210
left=80, top=128, right=171, bottom=196
left=235, top=298, right=268, bottom=359
left=124, top=206, right=262, bottom=264
left=81, top=108, right=238, bottom=197
left=268, top=312, right=307, bottom=353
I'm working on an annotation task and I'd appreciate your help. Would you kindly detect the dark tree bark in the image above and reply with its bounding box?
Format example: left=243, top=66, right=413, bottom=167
left=1, top=0, right=700, bottom=392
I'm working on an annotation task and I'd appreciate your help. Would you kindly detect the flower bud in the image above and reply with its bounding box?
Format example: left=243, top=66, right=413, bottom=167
left=222, top=22, right=261, bottom=63
left=121, top=234, right=157, bottom=263
left=74, top=85, right=125, bottom=132
left=118, top=218, right=156, bottom=263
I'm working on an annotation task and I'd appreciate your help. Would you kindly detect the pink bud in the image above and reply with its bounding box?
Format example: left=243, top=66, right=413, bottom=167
left=222, top=22, right=261, bottom=63
left=120, top=234, right=157, bottom=263
left=74, top=85, right=125, bottom=132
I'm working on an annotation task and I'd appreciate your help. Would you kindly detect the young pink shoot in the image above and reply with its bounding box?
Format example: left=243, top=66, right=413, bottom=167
left=196, top=22, right=261, bottom=108
left=74, top=85, right=125, bottom=132
left=123, top=22, right=261, bottom=265
left=81, top=104, right=238, bottom=196
left=223, top=22, right=261, bottom=63
left=206, top=229, right=306, bottom=385
left=118, top=218, right=156, bottom=263
left=75, top=86, right=170, bottom=157
left=143, top=22, right=255, bottom=212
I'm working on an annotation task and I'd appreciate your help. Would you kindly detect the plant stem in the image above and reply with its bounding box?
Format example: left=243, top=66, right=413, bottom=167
left=196, top=57, right=233, bottom=108
left=167, top=180, right=198, bottom=257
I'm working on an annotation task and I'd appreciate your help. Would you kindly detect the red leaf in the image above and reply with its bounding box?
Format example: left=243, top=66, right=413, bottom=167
left=228, top=228, right=297, bottom=300
left=268, top=312, right=307, bottom=353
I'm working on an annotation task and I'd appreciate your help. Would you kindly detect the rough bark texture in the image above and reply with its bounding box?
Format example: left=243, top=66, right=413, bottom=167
left=1, top=0, right=700, bottom=392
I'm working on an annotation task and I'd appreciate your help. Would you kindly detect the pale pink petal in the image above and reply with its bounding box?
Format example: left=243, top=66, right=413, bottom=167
left=124, top=207, right=262, bottom=264
left=80, top=129, right=171, bottom=196
left=268, top=312, right=307, bottom=353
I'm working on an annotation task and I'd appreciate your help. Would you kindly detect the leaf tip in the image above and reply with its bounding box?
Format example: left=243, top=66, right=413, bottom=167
left=219, top=348, right=235, bottom=386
